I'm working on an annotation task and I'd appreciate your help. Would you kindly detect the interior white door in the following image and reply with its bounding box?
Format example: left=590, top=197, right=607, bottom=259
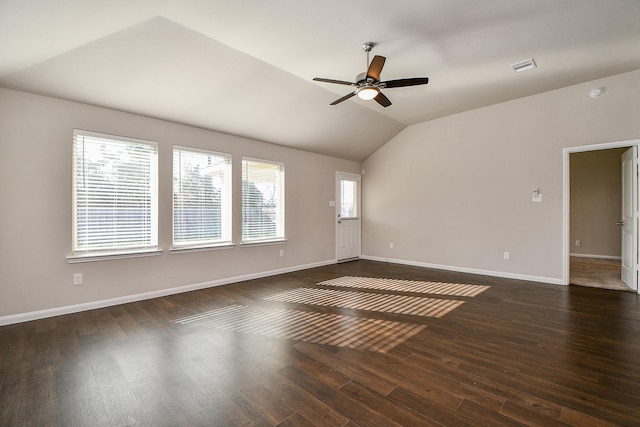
left=620, top=147, right=637, bottom=290
left=336, top=172, right=361, bottom=261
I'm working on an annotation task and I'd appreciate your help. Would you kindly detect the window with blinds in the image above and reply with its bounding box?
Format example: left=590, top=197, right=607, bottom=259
left=173, top=147, right=232, bottom=248
left=242, top=158, right=285, bottom=243
left=72, top=130, right=158, bottom=254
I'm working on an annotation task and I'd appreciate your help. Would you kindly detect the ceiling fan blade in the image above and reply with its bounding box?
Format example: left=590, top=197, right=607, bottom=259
left=366, top=55, right=386, bottom=81
left=313, top=77, right=356, bottom=86
left=374, top=92, right=392, bottom=107
left=330, top=92, right=357, bottom=105
left=381, top=77, right=429, bottom=88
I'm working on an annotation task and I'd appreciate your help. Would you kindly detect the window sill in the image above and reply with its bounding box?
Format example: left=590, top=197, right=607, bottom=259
left=67, top=249, right=163, bottom=263
left=240, top=239, right=287, bottom=247
left=169, top=243, right=235, bottom=254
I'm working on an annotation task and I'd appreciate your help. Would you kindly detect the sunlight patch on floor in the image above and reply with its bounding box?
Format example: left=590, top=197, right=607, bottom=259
left=264, top=288, right=464, bottom=317
left=319, top=276, right=490, bottom=297
left=174, top=305, right=426, bottom=353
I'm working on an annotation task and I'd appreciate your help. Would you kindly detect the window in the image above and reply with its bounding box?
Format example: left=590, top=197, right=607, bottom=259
left=242, top=158, right=285, bottom=243
left=340, top=178, right=359, bottom=219
left=173, top=147, right=232, bottom=248
left=72, top=130, right=158, bottom=254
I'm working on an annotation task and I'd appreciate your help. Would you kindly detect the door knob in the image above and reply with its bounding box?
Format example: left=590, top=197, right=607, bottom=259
left=617, top=221, right=624, bottom=226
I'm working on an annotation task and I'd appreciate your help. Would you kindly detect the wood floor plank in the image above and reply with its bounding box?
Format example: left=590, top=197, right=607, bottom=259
left=401, top=347, right=565, bottom=421
left=288, top=345, right=351, bottom=390
left=338, top=380, right=440, bottom=426
left=293, top=342, right=398, bottom=396
left=361, top=348, right=507, bottom=415
left=276, top=411, right=317, bottom=427
left=278, top=364, right=401, bottom=427
left=403, top=331, right=623, bottom=424
left=1, top=260, right=640, bottom=425
left=456, top=399, right=529, bottom=426
left=498, top=400, right=571, bottom=427
left=335, top=348, right=470, bottom=411
left=559, top=406, right=620, bottom=427
left=386, top=386, right=478, bottom=427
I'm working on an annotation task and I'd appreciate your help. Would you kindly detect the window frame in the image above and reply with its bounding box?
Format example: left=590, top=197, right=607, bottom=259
left=69, top=129, right=159, bottom=261
left=172, top=146, right=233, bottom=250
left=241, top=157, right=285, bottom=244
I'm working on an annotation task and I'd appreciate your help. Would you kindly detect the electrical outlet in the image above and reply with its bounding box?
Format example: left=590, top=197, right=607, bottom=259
left=532, top=189, right=542, bottom=202
left=503, top=251, right=510, bottom=260
left=73, top=273, right=83, bottom=286
left=575, top=240, right=581, bottom=246
left=389, top=243, right=394, bottom=249
left=279, top=249, right=284, bottom=257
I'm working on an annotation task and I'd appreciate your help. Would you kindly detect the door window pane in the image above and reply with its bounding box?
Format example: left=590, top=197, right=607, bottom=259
left=340, top=179, right=358, bottom=218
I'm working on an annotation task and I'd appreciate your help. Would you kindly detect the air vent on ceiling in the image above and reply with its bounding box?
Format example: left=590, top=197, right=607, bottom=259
left=510, top=58, right=537, bottom=73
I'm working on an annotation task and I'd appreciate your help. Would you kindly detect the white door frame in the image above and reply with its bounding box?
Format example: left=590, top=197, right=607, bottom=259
left=621, top=146, right=638, bottom=290
left=563, top=138, right=640, bottom=293
left=335, top=171, right=362, bottom=261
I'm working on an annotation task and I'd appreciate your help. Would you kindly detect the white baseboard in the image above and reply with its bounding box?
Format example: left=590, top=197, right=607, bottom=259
left=569, top=253, right=621, bottom=260
left=360, top=255, right=565, bottom=286
left=0, top=259, right=336, bottom=326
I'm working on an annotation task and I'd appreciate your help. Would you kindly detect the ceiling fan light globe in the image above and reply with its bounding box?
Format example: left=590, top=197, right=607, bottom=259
left=357, top=86, right=379, bottom=100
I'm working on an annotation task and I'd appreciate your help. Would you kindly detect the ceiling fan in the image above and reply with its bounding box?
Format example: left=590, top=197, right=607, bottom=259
left=313, top=42, right=429, bottom=107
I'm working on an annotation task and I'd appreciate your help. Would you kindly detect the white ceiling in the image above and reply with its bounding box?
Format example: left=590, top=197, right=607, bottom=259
left=1, top=0, right=639, bottom=161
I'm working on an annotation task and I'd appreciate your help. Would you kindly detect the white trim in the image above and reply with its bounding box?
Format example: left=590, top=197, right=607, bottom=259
left=169, top=243, right=235, bottom=254
left=240, top=239, right=288, bottom=247
left=0, top=259, right=336, bottom=326
left=67, top=249, right=162, bottom=263
left=74, top=128, right=158, bottom=146
left=173, top=144, right=232, bottom=159
left=564, top=139, right=640, bottom=154
left=360, top=255, right=564, bottom=285
left=569, top=253, right=622, bottom=260
left=563, top=138, right=640, bottom=290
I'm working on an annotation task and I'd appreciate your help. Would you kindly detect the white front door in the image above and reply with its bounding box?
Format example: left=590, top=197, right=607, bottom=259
left=336, top=172, right=361, bottom=261
left=620, top=147, right=637, bottom=290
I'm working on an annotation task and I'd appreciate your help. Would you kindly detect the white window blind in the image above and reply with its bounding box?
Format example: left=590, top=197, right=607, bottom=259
left=173, top=147, right=232, bottom=247
left=340, top=179, right=359, bottom=218
left=72, top=130, right=158, bottom=254
left=242, top=158, right=285, bottom=242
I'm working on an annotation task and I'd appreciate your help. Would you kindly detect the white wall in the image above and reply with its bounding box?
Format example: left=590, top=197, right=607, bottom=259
left=0, top=88, right=359, bottom=320
left=362, top=70, right=640, bottom=283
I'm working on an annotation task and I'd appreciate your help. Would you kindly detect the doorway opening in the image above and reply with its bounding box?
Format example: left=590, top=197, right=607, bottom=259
left=564, top=139, right=640, bottom=293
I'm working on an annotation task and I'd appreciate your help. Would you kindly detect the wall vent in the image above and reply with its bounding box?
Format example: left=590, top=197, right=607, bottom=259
left=510, top=58, right=537, bottom=73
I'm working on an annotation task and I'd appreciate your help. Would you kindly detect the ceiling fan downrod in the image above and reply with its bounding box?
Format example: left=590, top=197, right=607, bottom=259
left=362, top=42, right=375, bottom=69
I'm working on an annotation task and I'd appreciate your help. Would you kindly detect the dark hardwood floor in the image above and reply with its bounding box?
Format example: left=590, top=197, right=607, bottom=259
left=2, top=260, right=640, bottom=426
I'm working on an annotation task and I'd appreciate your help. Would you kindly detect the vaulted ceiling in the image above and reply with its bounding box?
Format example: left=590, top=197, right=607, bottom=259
left=1, top=0, right=639, bottom=161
